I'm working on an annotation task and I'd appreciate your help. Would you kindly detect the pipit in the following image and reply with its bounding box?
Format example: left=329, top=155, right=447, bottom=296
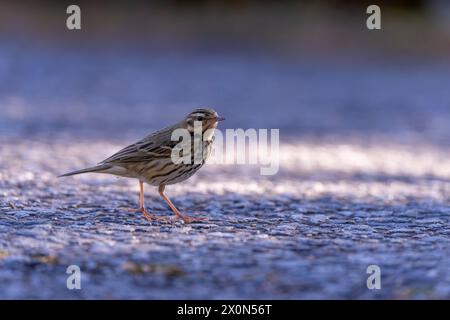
left=60, top=108, right=224, bottom=223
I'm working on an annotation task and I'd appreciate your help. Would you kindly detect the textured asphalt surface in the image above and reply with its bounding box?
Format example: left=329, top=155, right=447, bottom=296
left=1, top=44, right=450, bottom=299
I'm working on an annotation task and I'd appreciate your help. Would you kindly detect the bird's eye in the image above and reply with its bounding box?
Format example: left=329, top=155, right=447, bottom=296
left=196, top=116, right=203, bottom=121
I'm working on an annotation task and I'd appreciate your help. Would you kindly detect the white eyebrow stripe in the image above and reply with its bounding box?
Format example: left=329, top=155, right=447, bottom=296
left=190, top=113, right=205, bottom=117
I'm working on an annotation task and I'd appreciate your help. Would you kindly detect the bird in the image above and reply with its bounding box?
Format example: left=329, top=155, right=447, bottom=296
left=59, top=108, right=225, bottom=223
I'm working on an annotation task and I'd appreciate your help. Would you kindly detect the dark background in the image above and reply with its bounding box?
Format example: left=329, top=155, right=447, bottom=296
left=1, top=0, right=449, bottom=142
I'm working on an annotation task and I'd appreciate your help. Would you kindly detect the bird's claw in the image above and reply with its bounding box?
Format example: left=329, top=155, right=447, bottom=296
left=178, top=214, right=208, bottom=224
left=128, top=207, right=170, bottom=222
left=143, top=211, right=170, bottom=222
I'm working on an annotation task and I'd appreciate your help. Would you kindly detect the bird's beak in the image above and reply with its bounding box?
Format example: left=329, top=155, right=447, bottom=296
left=216, top=116, right=225, bottom=122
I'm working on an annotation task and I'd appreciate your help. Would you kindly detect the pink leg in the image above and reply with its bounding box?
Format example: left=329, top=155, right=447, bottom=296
left=158, top=185, right=208, bottom=223
left=129, top=181, right=168, bottom=222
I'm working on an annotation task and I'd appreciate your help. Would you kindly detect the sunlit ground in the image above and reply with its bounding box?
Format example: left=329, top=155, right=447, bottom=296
left=2, top=135, right=450, bottom=299
left=3, top=137, right=450, bottom=202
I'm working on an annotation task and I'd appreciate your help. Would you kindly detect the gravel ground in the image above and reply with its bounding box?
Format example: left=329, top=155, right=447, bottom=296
left=1, top=45, right=450, bottom=299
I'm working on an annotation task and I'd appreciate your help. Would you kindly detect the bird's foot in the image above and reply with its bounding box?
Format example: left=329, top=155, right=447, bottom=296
left=128, top=207, right=170, bottom=222
left=143, top=211, right=171, bottom=222
left=176, top=214, right=208, bottom=224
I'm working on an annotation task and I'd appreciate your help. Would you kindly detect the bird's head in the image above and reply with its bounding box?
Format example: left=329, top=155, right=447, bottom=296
left=184, top=108, right=225, bottom=136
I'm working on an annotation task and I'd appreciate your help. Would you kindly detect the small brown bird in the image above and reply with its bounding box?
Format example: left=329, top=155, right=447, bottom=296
left=60, top=108, right=224, bottom=223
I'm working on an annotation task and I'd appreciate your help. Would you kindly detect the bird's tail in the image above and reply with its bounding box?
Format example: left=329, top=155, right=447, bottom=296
left=58, top=164, right=112, bottom=177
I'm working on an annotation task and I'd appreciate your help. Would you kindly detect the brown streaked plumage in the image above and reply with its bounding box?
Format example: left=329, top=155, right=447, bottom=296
left=59, top=108, right=225, bottom=223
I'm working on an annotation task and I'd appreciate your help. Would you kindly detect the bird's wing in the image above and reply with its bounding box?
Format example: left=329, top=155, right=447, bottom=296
left=100, top=126, right=179, bottom=164
left=101, top=140, right=175, bottom=164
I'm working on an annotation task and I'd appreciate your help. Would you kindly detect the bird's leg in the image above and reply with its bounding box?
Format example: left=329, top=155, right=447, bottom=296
left=158, top=185, right=207, bottom=223
left=129, top=181, right=168, bottom=222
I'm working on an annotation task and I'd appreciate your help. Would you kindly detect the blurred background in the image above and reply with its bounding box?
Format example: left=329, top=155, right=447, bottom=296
left=0, top=0, right=449, bottom=143
left=2, top=0, right=450, bottom=299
